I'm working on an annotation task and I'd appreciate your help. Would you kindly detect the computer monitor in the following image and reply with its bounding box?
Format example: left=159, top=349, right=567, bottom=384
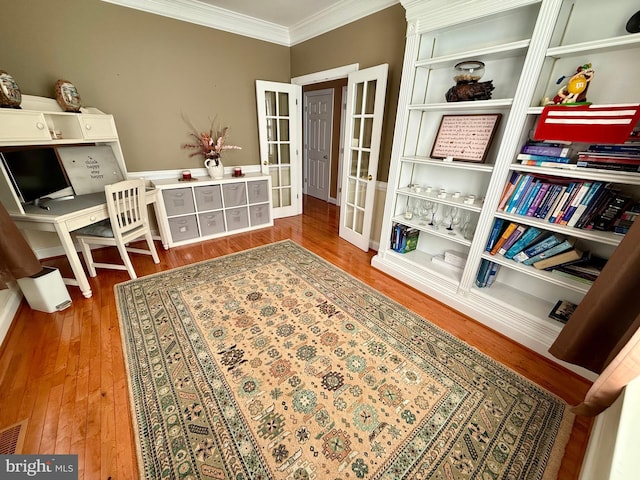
left=0, top=146, right=74, bottom=206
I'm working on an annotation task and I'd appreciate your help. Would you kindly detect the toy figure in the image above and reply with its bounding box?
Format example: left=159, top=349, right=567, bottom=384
left=543, top=63, right=595, bottom=105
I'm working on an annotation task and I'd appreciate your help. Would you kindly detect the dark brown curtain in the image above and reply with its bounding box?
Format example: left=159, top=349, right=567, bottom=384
left=549, top=215, right=640, bottom=414
left=0, top=202, right=42, bottom=289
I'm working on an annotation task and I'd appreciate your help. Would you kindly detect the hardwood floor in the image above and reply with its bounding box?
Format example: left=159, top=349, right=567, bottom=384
left=0, top=195, right=592, bottom=479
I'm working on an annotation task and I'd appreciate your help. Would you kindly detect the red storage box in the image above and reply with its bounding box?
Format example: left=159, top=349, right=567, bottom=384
left=533, top=104, right=640, bottom=144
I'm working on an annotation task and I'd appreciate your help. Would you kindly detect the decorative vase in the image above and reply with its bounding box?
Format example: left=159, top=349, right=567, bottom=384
left=205, top=157, right=224, bottom=179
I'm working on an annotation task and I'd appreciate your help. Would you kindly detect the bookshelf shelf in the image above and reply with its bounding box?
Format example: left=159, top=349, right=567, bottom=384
left=415, top=39, right=531, bottom=69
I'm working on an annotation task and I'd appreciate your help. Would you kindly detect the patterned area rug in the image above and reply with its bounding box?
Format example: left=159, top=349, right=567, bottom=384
left=115, top=240, right=573, bottom=479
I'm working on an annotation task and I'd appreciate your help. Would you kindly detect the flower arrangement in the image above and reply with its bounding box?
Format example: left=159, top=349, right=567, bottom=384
left=182, top=116, right=241, bottom=166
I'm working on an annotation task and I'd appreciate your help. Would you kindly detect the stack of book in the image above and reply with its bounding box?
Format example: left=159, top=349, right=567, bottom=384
left=484, top=218, right=607, bottom=284
left=390, top=223, right=420, bottom=253
left=612, top=201, right=640, bottom=234
left=517, top=140, right=574, bottom=167
left=576, top=143, right=640, bottom=173
left=497, top=173, right=636, bottom=232
left=475, top=258, right=500, bottom=288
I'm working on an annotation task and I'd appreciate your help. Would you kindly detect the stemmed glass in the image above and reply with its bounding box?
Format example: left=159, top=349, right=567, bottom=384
left=445, top=206, right=461, bottom=234
left=428, top=202, right=439, bottom=227
left=461, top=211, right=473, bottom=240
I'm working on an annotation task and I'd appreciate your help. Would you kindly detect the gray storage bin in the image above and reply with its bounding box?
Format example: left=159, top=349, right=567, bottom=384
left=168, top=215, right=199, bottom=242
left=194, top=185, right=223, bottom=211
left=247, top=180, right=269, bottom=204
left=249, top=204, right=270, bottom=226
left=225, top=207, right=249, bottom=231
left=162, top=188, right=195, bottom=216
left=222, top=183, right=247, bottom=207
left=199, top=211, right=225, bottom=236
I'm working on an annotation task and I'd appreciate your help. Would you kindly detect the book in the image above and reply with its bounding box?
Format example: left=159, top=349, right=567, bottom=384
left=566, top=182, right=604, bottom=228
left=548, top=300, right=577, bottom=324
left=498, top=224, right=527, bottom=255
left=475, top=259, right=492, bottom=288
left=586, top=144, right=640, bottom=154
left=532, top=247, right=583, bottom=270
left=591, top=193, right=633, bottom=231
left=517, top=153, right=571, bottom=163
left=475, top=259, right=498, bottom=288
left=490, top=222, right=519, bottom=255
left=535, top=184, right=562, bottom=218
left=504, top=226, right=542, bottom=259
left=521, top=144, right=571, bottom=157
left=486, top=262, right=500, bottom=287
left=485, top=218, right=505, bottom=252
left=576, top=161, right=640, bottom=173
left=551, top=269, right=594, bottom=285
left=516, top=180, right=542, bottom=215
left=558, top=181, right=592, bottom=225
left=525, top=183, right=550, bottom=216
left=391, top=224, right=420, bottom=253
left=506, top=175, right=533, bottom=213
left=548, top=182, right=577, bottom=223
left=613, top=201, right=640, bottom=234
left=512, top=233, right=563, bottom=263
left=574, top=186, right=616, bottom=229
left=498, top=172, right=521, bottom=211
left=519, top=160, right=577, bottom=168
left=524, top=238, right=576, bottom=266
left=514, top=180, right=539, bottom=215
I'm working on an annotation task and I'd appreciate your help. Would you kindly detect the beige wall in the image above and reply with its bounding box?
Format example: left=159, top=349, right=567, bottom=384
left=0, top=0, right=290, bottom=172
left=291, top=4, right=407, bottom=182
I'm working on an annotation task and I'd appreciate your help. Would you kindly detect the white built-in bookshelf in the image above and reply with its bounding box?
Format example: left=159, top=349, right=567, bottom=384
left=373, top=0, right=640, bottom=378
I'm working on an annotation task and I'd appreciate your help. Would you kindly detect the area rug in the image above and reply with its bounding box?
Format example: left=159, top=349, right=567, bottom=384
left=115, top=240, right=573, bottom=480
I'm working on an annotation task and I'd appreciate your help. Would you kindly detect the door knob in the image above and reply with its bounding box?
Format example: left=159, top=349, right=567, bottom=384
left=368, top=174, right=373, bottom=181
left=323, top=155, right=328, bottom=159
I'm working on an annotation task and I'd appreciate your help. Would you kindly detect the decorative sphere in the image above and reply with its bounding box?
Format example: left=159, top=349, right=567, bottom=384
left=453, top=61, right=485, bottom=82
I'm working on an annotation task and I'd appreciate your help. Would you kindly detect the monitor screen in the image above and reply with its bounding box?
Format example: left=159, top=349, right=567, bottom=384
left=1, top=146, right=74, bottom=205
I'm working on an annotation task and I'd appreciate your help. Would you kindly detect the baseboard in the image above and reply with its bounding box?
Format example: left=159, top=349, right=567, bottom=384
left=0, top=284, right=23, bottom=351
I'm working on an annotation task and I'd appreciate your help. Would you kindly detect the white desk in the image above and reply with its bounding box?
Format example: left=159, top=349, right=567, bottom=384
left=11, top=190, right=163, bottom=298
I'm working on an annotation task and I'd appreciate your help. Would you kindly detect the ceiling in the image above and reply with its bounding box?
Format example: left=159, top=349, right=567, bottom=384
left=101, top=0, right=401, bottom=46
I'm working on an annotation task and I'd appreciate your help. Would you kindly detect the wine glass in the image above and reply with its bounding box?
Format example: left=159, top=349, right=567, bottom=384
left=448, top=208, right=461, bottom=235
left=461, top=211, right=473, bottom=240
left=417, top=200, right=431, bottom=225
left=428, top=203, right=439, bottom=227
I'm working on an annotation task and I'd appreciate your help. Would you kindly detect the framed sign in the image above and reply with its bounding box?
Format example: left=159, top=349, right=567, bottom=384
left=430, top=113, right=502, bottom=163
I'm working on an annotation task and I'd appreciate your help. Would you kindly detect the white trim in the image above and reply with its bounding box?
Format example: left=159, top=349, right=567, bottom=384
left=101, top=0, right=399, bottom=47
left=291, top=64, right=359, bottom=86
left=0, top=284, right=22, bottom=349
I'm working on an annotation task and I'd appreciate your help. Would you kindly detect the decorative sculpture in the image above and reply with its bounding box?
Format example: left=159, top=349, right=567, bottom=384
left=543, top=63, right=595, bottom=105
left=445, top=61, right=494, bottom=102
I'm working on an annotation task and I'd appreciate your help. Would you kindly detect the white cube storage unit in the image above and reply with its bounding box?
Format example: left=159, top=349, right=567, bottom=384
left=152, top=174, right=273, bottom=248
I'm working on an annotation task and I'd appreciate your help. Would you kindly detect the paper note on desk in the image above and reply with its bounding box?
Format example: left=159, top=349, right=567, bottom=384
left=57, top=145, right=125, bottom=195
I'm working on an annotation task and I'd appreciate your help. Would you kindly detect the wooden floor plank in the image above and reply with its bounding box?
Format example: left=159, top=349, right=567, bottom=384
left=0, top=196, right=593, bottom=479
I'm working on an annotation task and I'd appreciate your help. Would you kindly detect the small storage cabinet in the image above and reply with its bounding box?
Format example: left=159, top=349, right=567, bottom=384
left=153, top=175, right=272, bottom=248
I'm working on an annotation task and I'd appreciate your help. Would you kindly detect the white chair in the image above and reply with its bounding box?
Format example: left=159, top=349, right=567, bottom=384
left=76, top=179, right=160, bottom=279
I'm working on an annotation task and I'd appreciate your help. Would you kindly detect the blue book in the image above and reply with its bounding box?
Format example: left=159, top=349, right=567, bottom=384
left=517, top=181, right=542, bottom=216
left=507, top=175, right=533, bottom=213
left=525, top=182, right=549, bottom=217
left=549, top=182, right=576, bottom=223
left=517, top=153, right=571, bottom=163
left=522, top=238, right=576, bottom=266
left=504, top=226, right=541, bottom=259
left=512, top=234, right=563, bottom=263
left=537, top=185, right=564, bottom=219
left=521, top=144, right=572, bottom=157
left=475, top=259, right=494, bottom=288
left=485, top=218, right=505, bottom=252
left=486, top=262, right=500, bottom=287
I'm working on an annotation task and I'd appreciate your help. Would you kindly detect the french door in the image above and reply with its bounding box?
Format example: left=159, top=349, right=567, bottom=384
left=255, top=80, right=302, bottom=218
left=339, top=64, right=389, bottom=251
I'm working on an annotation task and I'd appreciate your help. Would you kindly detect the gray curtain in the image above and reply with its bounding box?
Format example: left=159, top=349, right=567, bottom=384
left=0, top=202, right=42, bottom=289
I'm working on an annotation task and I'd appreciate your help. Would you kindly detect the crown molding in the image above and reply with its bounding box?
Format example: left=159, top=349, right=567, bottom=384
left=101, top=0, right=399, bottom=47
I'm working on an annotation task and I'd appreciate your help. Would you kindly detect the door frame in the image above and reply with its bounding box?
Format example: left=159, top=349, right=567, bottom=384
left=292, top=64, right=359, bottom=206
